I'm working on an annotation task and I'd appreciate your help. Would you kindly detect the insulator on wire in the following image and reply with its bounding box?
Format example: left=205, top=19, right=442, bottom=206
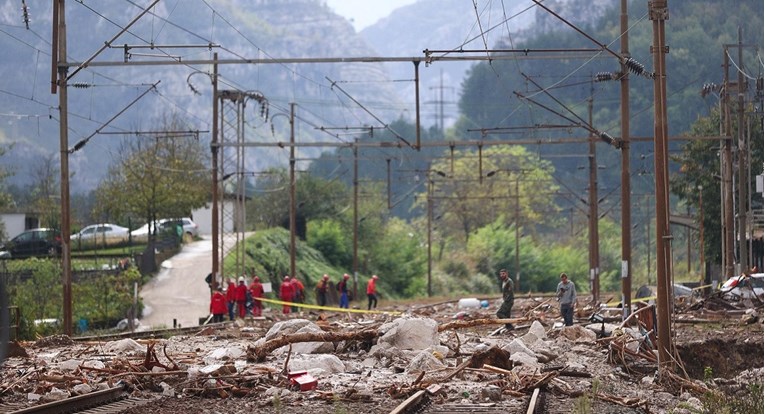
left=598, top=131, right=621, bottom=148
left=700, top=82, right=721, bottom=98
left=21, top=0, right=30, bottom=29
left=624, top=57, right=655, bottom=79
left=594, top=72, right=616, bottom=82
left=71, top=82, right=92, bottom=89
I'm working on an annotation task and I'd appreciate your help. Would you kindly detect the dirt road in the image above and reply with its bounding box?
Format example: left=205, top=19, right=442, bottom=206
left=138, top=236, right=212, bottom=329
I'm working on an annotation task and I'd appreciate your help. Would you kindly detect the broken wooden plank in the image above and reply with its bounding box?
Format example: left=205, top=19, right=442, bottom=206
left=246, top=329, right=380, bottom=362
left=438, top=318, right=524, bottom=332
left=389, top=390, right=427, bottom=414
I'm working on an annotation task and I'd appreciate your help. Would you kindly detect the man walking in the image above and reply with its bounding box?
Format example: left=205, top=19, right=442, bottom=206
left=235, top=277, right=248, bottom=318
left=248, top=276, right=264, bottom=317
left=225, top=278, right=236, bottom=321
left=317, top=274, right=330, bottom=307
left=280, top=276, right=294, bottom=314
left=366, top=275, right=379, bottom=310
left=556, top=272, right=577, bottom=326
left=496, top=269, right=514, bottom=331
left=210, top=287, right=227, bottom=323
left=291, top=276, right=305, bottom=312
left=337, top=273, right=350, bottom=309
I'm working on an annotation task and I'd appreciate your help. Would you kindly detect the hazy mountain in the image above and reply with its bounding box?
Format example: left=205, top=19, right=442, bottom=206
left=360, top=0, right=610, bottom=130
left=0, top=0, right=401, bottom=192
left=0, top=0, right=611, bottom=194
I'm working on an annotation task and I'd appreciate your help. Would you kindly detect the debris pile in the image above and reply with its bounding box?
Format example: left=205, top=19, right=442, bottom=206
left=0, top=297, right=762, bottom=413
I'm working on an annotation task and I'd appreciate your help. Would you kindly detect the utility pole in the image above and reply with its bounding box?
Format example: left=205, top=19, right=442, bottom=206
left=649, top=0, right=674, bottom=373
left=620, top=0, right=633, bottom=320
left=53, top=0, right=72, bottom=336
left=721, top=45, right=736, bottom=279
left=427, top=178, right=433, bottom=297
left=514, top=176, right=521, bottom=291
left=289, top=103, right=297, bottom=279
left=735, top=28, right=749, bottom=273
left=211, top=53, right=220, bottom=288
left=587, top=82, right=600, bottom=303
left=698, top=185, right=705, bottom=285
left=352, top=139, right=359, bottom=300
left=427, top=70, right=454, bottom=133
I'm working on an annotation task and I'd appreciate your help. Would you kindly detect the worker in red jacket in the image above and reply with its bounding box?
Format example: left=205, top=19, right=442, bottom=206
left=366, top=274, right=379, bottom=310
left=291, top=276, right=305, bottom=312
left=280, top=275, right=294, bottom=314
left=210, top=287, right=227, bottom=323
left=225, top=278, right=236, bottom=321
left=248, top=276, right=265, bottom=317
left=235, top=277, right=248, bottom=318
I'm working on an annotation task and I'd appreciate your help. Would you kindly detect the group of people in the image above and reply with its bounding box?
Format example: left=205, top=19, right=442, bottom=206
left=210, top=272, right=382, bottom=320
left=211, top=268, right=578, bottom=326
left=317, top=273, right=380, bottom=310
left=496, top=269, right=577, bottom=331
left=209, top=275, right=267, bottom=322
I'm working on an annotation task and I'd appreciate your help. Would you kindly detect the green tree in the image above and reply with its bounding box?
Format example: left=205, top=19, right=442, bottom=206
left=248, top=169, right=350, bottom=237
left=28, top=153, right=61, bottom=229
left=420, top=146, right=559, bottom=244
left=10, top=258, right=62, bottom=322
left=94, top=113, right=209, bottom=233
left=307, top=219, right=352, bottom=269
left=367, top=218, right=426, bottom=297
left=670, top=107, right=764, bottom=266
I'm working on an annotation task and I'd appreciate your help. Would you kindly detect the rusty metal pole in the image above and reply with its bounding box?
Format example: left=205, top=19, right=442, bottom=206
left=427, top=179, right=433, bottom=297
left=515, top=176, right=521, bottom=291
left=289, top=103, right=297, bottom=279
left=736, top=28, right=749, bottom=272
left=588, top=85, right=600, bottom=303
left=620, top=0, right=633, bottom=320
left=211, top=53, right=220, bottom=288
left=414, top=61, right=421, bottom=150
left=55, top=0, right=73, bottom=336
left=699, top=186, right=705, bottom=285
left=352, top=139, right=358, bottom=300
left=649, top=0, right=674, bottom=373
left=721, top=47, right=736, bottom=279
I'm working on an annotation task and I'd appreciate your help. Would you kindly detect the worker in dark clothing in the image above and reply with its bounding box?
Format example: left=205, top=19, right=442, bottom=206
left=317, top=274, right=330, bottom=307
left=496, top=268, right=514, bottom=330
left=337, top=273, right=350, bottom=309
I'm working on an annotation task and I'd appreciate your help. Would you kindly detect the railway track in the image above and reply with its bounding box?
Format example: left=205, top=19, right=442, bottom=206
left=0, top=386, right=156, bottom=414
left=72, top=322, right=227, bottom=342
left=388, top=387, right=643, bottom=414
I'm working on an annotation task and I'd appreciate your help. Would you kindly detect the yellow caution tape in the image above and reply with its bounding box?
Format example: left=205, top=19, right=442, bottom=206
left=254, top=297, right=403, bottom=315
left=692, top=284, right=713, bottom=291
left=605, top=296, right=657, bottom=307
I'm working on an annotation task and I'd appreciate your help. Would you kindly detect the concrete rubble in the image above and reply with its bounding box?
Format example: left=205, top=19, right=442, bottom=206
left=0, top=297, right=762, bottom=413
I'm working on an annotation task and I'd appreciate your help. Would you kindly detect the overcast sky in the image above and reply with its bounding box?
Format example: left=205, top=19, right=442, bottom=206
left=325, top=0, right=418, bottom=31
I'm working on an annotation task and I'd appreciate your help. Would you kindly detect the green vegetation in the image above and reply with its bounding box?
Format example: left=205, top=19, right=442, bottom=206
left=4, top=258, right=142, bottom=339
left=94, top=112, right=209, bottom=232
left=701, top=383, right=764, bottom=414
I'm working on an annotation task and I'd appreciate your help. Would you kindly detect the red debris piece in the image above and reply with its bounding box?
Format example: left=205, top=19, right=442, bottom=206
left=288, top=371, right=318, bottom=391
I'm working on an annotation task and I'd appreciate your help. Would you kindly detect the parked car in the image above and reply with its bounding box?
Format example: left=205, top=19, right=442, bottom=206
left=130, top=217, right=198, bottom=242
left=720, top=273, right=764, bottom=300
left=0, top=228, right=62, bottom=258
left=73, top=223, right=129, bottom=248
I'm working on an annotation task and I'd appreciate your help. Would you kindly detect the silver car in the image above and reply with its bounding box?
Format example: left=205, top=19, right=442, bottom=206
left=130, top=217, right=198, bottom=242
left=73, top=223, right=129, bottom=248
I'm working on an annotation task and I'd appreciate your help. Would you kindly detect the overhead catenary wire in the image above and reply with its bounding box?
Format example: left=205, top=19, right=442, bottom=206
left=326, top=76, right=412, bottom=148
left=725, top=49, right=758, bottom=81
